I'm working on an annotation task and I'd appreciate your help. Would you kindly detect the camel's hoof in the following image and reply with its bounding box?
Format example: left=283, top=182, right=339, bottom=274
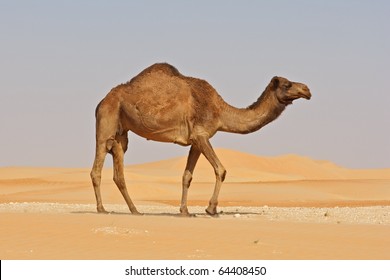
left=97, top=207, right=109, bottom=214
left=131, top=210, right=143, bottom=216
left=205, top=207, right=219, bottom=217
left=179, top=212, right=196, bottom=218
left=180, top=207, right=196, bottom=217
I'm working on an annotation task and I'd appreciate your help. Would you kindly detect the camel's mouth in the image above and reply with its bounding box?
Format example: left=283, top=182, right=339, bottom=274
left=283, top=91, right=311, bottom=105
left=299, top=91, right=311, bottom=100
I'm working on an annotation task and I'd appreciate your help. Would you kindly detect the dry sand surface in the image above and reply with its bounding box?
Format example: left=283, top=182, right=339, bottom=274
left=1, top=149, right=389, bottom=259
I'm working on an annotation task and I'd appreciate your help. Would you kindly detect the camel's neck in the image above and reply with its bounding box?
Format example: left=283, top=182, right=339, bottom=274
left=219, top=88, right=286, bottom=134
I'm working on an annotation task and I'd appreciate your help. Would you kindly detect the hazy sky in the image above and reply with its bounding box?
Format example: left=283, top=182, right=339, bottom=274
left=1, top=0, right=389, bottom=169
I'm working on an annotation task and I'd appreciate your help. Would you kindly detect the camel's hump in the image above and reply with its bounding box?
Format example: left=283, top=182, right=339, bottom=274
left=135, top=63, right=182, bottom=78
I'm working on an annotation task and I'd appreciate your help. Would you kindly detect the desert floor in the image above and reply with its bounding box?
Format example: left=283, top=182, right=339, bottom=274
left=1, top=149, right=389, bottom=259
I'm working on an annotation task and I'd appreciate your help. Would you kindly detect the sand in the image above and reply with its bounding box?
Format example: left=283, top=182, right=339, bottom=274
left=1, top=149, right=389, bottom=259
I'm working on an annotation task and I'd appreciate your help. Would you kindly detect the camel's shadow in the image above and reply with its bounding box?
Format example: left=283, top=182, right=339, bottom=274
left=70, top=210, right=261, bottom=218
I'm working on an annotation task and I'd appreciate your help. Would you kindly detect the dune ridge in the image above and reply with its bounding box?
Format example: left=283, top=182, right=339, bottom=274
left=128, top=148, right=390, bottom=182
left=2, top=149, right=389, bottom=183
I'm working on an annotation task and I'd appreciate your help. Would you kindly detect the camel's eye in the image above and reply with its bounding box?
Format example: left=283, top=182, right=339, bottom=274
left=284, top=82, right=292, bottom=89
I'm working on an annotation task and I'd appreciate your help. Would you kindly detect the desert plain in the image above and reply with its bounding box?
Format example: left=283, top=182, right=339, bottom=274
left=1, top=148, right=389, bottom=260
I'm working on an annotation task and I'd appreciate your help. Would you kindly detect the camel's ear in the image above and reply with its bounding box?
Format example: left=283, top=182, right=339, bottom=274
left=271, top=76, right=280, bottom=90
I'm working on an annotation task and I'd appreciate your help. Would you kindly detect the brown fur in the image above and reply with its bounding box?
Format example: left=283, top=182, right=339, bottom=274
left=90, top=63, right=311, bottom=215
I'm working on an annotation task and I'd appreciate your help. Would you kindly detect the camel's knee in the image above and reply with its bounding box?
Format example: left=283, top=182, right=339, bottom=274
left=215, top=167, right=226, bottom=182
left=90, top=170, right=101, bottom=185
left=182, top=170, right=193, bottom=188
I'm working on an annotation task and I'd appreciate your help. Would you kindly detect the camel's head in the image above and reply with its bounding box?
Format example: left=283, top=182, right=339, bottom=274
left=271, top=76, right=311, bottom=105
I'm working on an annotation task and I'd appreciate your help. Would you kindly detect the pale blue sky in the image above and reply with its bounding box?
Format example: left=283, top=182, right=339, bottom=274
left=1, top=0, right=389, bottom=168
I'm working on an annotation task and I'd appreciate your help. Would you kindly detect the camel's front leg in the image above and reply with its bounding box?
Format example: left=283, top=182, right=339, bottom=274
left=194, top=137, right=226, bottom=216
left=180, top=146, right=201, bottom=216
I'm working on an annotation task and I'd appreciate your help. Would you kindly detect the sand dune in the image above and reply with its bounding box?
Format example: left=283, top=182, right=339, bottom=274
left=129, top=148, right=390, bottom=182
left=1, top=149, right=389, bottom=259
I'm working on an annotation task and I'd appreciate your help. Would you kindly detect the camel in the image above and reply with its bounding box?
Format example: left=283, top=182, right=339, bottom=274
left=90, top=63, right=311, bottom=216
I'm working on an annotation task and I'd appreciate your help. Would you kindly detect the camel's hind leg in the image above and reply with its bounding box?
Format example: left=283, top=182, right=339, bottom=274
left=111, top=133, right=140, bottom=215
left=90, top=99, right=124, bottom=213
left=90, top=143, right=108, bottom=213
